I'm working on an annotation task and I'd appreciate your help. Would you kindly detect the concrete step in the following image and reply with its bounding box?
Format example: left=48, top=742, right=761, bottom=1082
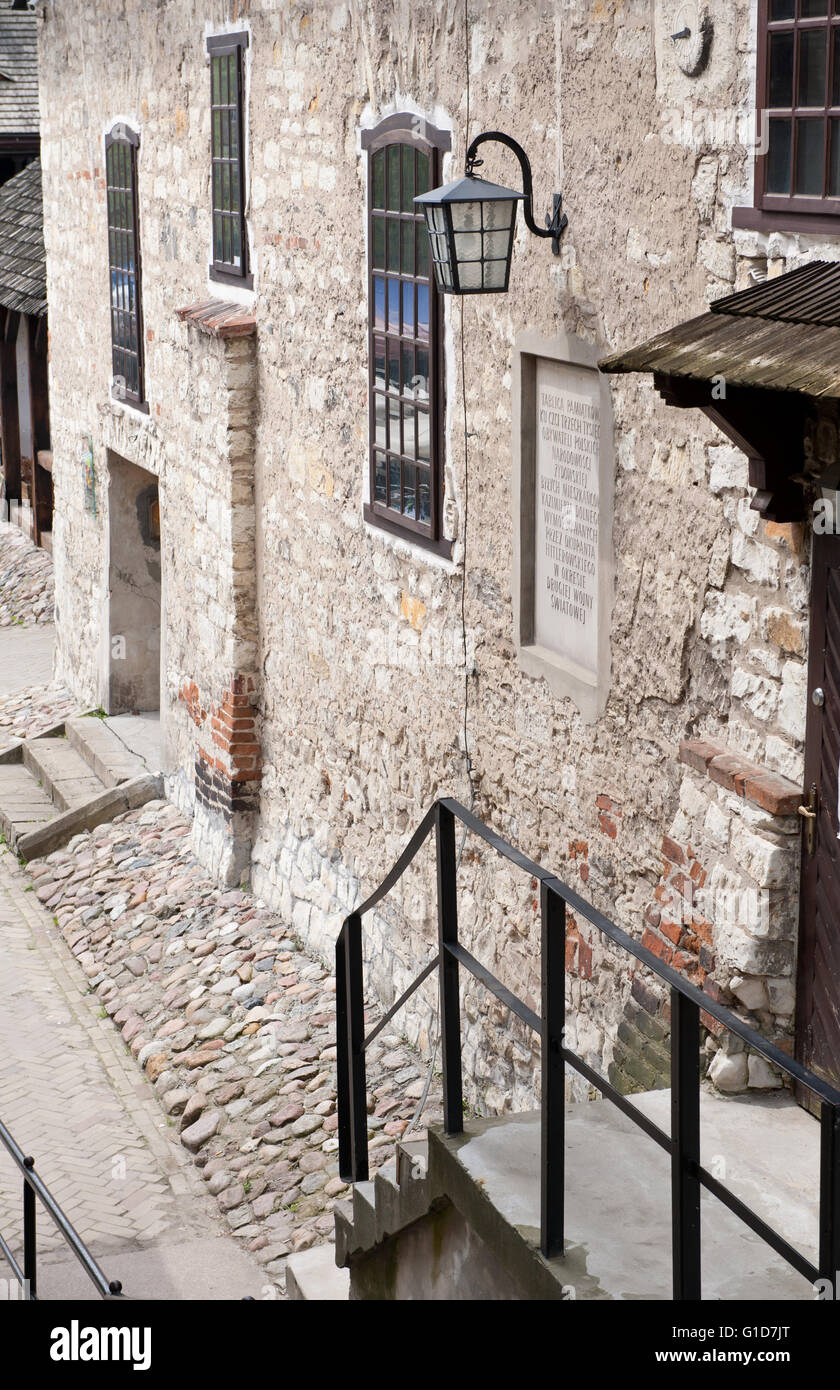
left=0, top=729, right=163, bottom=857
left=285, top=1244, right=349, bottom=1301
left=333, top=1198, right=356, bottom=1266
left=338, top=1096, right=821, bottom=1299
left=65, top=715, right=148, bottom=788
left=333, top=1136, right=437, bottom=1269
left=0, top=761, right=60, bottom=848
left=351, top=1181, right=377, bottom=1250
left=22, top=736, right=105, bottom=811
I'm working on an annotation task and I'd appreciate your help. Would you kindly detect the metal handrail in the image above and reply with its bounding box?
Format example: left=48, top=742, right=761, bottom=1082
left=0, top=1117, right=125, bottom=1300
left=336, top=797, right=840, bottom=1300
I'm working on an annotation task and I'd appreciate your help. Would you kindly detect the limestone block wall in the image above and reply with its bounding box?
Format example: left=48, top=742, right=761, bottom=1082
left=38, top=0, right=827, bottom=1112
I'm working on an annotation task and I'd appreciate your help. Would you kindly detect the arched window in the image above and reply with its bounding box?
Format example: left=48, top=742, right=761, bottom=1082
left=105, top=124, right=146, bottom=410
left=362, top=115, right=451, bottom=553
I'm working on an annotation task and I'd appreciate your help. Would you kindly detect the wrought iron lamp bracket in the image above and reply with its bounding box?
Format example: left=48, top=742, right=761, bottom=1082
left=465, top=131, right=568, bottom=255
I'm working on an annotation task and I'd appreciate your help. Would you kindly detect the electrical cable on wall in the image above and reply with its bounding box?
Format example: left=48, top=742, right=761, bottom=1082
left=406, top=0, right=475, bottom=1138
left=458, top=0, right=477, bottom=860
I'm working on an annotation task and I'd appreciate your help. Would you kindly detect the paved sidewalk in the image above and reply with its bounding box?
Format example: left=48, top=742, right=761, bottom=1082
left=0, top=625, right=54, bottom=696
left=0, top=847, right=270, bottom=1299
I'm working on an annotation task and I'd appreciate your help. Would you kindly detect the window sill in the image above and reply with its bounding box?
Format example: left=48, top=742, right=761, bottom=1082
left=732, top=205, right=840, bottom=237
left=363, top=503, right=453, bottom=560
left=209, top=264, right=254, bottom=291
left=110, top=390, right=150, bottom=415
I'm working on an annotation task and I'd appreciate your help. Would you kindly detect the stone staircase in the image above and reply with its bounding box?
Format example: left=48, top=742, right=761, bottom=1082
left=286, top=1136, right=434, bottom=1301
left=0, top=715, right=162, bottom=859
left=287, top=1093, right=821, bottom=1300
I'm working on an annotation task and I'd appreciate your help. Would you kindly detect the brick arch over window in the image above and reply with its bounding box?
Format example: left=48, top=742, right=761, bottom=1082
left=361, top=115, right=451, bottom=555
left=105, top=123, right=146, bottom=411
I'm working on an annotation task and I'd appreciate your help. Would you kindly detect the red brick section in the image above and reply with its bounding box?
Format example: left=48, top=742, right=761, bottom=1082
left=565, top=912, right=593, bottom=982
left=178, top=675, right=262, bottom=786
left=596, top=794, right=622, bottom=840
left=679, top=738, right=801, bottom=817
left=174, top=299, right=257, bottom=340
left=568, top=838, right=589, bottom=884
left=640, top=832, right=713, bottom=995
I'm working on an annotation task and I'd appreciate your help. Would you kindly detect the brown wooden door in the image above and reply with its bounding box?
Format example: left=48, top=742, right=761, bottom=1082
left=798, top=533, right=840, bottom=1102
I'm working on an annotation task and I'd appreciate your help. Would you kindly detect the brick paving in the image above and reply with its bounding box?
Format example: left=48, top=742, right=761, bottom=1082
left=0, top=846, right=269, bottom=1298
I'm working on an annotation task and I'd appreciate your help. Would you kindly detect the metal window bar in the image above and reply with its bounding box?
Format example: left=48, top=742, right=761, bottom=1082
left=0, top=1116, right=125, bottom=1300
left=336, top=796, right=840, bottom=1300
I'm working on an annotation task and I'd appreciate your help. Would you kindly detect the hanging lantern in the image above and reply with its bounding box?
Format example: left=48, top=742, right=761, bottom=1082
left=414, top=174, right=524, bottom=295
left=414, top=130, right=568, bottom=296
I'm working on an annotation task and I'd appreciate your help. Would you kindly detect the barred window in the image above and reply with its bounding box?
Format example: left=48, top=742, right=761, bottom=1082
left=362, top=116, right=451, bottom=553
left=759, top=0, right=840, bottom=212
left=105, top=125, right=146, bottom=410
left=208, top=31, right=251, bottom=287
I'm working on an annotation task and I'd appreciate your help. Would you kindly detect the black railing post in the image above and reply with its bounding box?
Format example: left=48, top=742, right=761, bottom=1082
left=819, top=1101, right=840, bottom=1288
left=335, top=914, right=368, bottom=1183
left=671, top=988, right=701, bottom=1300
left=436, top=801, right=463, bottom=1133
left=540, top=882, right=565, bottom=1259
left=23, top=1157, right=36, bottom=1300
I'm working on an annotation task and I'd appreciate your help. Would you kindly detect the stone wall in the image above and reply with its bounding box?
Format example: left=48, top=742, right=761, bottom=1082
left=39, top=0, right=827, bottom=1111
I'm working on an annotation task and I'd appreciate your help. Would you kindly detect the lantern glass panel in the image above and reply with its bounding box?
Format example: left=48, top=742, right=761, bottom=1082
left=459, top=261, right=483, bottom=289
left=483, top=259, right=508, bottom=290
left=484, top=198, right=515, bottom=230
left=484, top=230, right=511, bottom=258
left=455, top=231, right=482, bottom=260
left=451, top=201, right=481, bottom=231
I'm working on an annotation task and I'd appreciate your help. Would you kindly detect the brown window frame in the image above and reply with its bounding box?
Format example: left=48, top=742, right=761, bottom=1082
left=736, top=0, right=840, bottom=233
left=362, top=115, right=451, bottom=557
left=207, top=31, right=252, bottom=289
left=105, top=124, right=147, bottom=413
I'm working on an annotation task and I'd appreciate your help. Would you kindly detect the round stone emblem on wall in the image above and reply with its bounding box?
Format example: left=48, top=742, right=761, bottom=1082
left=670, top=3, right=713, bottom=78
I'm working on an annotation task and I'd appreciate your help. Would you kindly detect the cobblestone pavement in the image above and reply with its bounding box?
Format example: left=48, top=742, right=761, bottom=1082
left=0, top=521, right=54, bottom=627
left=0, top=847, right=270, bottom=1299
left=25, top=799, right=443, bottom=1287
left=0, top=522, right=78, bottom=748
left=0, top=681, right=82, bottom=753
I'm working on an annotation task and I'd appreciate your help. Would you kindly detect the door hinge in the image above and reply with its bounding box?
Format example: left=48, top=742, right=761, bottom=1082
left=799, top=782, right=818, bottom=857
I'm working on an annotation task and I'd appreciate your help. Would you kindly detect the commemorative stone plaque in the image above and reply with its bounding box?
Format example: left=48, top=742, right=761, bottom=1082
left=533, top=359, right=601, bottom=676
left=512, top=330, right=614, bottom=723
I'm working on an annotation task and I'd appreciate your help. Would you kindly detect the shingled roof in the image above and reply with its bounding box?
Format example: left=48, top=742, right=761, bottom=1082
left=599, top=261, right=840, bottom=400
left=0, top=156, right=45, bottom=315
left=0, top=2, right=39, bottom=137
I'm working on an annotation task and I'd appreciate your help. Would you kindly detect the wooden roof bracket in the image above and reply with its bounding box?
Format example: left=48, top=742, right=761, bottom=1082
left=653, top=371, right=807, bottom=523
